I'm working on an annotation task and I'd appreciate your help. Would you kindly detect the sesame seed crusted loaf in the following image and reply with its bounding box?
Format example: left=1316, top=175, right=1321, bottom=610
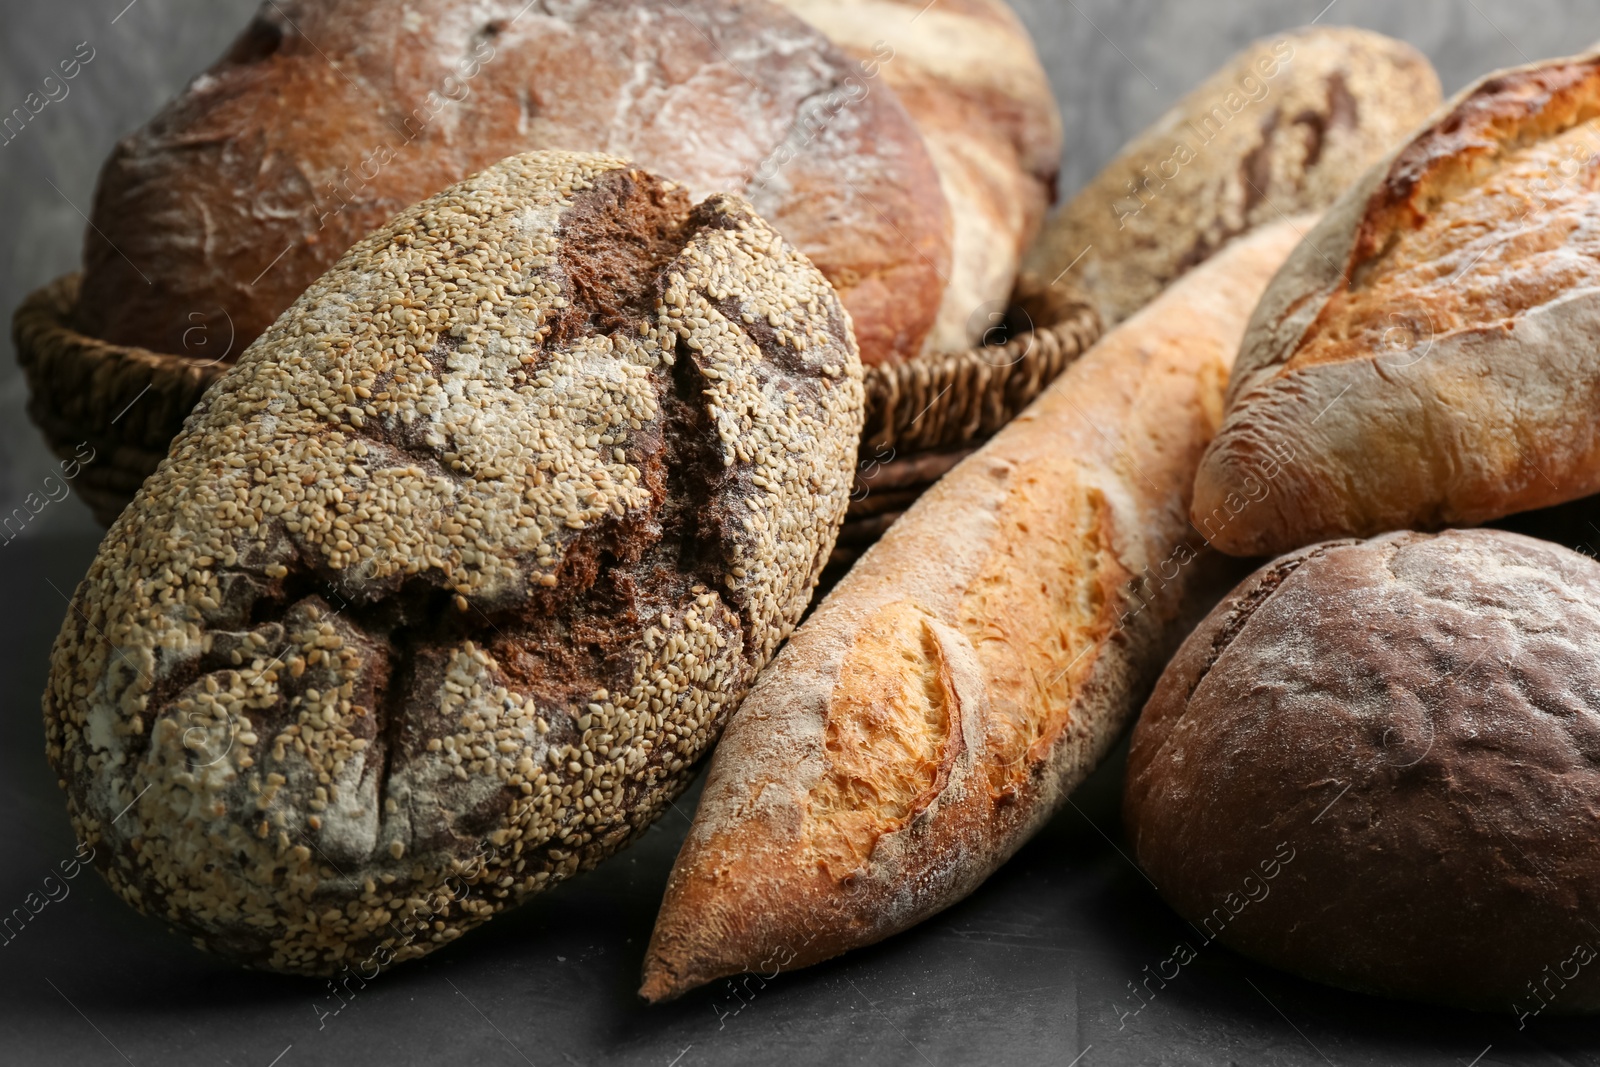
left=1015, top=26, right=1440, bottom=331
left=76, top=0, right=949, bottom=368
left=639, top=218, right=1309, bottom=1002
left=1194, top=52, right=1600, bottom=557
left=42, top=150, right=864, bottom=974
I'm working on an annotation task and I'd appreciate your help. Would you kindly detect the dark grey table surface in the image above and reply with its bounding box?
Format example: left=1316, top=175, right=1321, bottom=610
left=6, top=2, right=1600, bottom=1065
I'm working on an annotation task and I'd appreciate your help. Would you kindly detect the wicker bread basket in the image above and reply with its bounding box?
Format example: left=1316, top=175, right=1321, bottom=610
left=15, top=271, right=1101, bottom=539
left=14, top=273, right=230, bottom=526
left=834, top=298, right=1100, bottom=572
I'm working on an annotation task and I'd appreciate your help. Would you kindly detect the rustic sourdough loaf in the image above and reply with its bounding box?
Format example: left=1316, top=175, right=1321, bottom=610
left=774, top=0, right=1061, bottom=350
left=1195, top=52, right=1600, bottom=557
left=76, top=0, right=948, bottom=367
left=43, top=151, right=863, bottom=974
left=1015, top=26, right=1439, bottom=331
left=639, top=218, right=1311, bottom=1001
left=1126, top=529, right=1600, bottom=1013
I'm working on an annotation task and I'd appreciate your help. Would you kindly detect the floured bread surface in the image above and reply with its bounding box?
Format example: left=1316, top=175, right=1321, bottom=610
left=43, top=150, right=863, bottom=974
left=77, top=0, right=948, bottom=366
left=1126, top=529, right=1600, bottom=1010
left=1197, top=54, right=1600, bottom=557
left=1272, top=62, right=1600, bottom=371
left=774, top=0, right=1061, bottom=350
left=1017, top=26, right=1438, bottom=331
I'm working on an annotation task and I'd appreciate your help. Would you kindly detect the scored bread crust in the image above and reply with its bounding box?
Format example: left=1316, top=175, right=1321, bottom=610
left=774, top=0, right=1062, bottom=351
left=1015, top=26, right=1439, bottom=331
left=76, top=0, right=949, bottom=367
left=44, top=151, right=863, bottom=974
left=639, top=218, right=1312, bottom=1002
left=1195, top=53, right=1600, bottom=557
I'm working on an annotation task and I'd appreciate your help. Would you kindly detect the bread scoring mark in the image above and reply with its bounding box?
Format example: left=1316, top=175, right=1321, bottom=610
left=803, top=602, right=956, bottom=880
left=1289, top=71, right=1361, bottom=175
left=1289, top=58, right=1600, bottom=371
left=966, top=478, right=1125, bottom=799
left=1188, top=70, right=1362, bottom=278
left=42, top=151, right=864, bottom=974
left=1180, top=542, right=1347, bottom=709
left=548, top=169, right=694, bottom=348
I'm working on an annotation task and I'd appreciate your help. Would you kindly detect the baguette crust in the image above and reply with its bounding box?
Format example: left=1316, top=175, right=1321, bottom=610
left=1016, top=27, right=1438, bottom=331
left=1195, top=54, right=1600, bottom=557
left=640, top=218, right=1312, bottom=1001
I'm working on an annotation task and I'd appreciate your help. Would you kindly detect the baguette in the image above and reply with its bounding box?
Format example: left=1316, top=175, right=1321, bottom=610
left=639, top=217, right=1313, bottom=1001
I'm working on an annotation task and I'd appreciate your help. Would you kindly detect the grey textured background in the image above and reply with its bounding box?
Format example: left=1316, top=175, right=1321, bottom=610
left=5, top=3, right=1600, bottom=1066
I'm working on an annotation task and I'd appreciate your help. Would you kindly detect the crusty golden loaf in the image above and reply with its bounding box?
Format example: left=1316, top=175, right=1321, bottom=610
left=1195, top=52, right=1600, bottom=557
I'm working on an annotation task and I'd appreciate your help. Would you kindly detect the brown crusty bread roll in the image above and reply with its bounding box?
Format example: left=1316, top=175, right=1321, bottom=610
left=638, top=217, right=1312, bottom=1002
left=775, top=0, right=1061, bottom=350
left=1125, top=529, right=1600, bottom=1014
left=1015, top=26, right=1439, bottom=330
left=43, top=151, right=863, bottom=974
left=76, top=0, right=948, bottom=367
left=1194, top=53, right=1600, bottom=558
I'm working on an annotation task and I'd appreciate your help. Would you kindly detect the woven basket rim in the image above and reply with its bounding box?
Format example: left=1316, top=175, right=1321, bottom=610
left=18, top=272, right=236, bottom=375
left=12, top=272, right=236, bottom=526
left=15, top=273, right=234, bottom=439
left=858, top=297, right=1102, bottom=454
left=20, top=270, right=1102, bottom=451
left=15, top=270, right=1102, bottom=523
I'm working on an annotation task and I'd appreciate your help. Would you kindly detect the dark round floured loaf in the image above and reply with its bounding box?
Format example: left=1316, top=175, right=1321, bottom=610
left=43, top=150, right=864, bottom=974
left=76, top=0, right=949, bottom=367
left=1125, top=529, right=1600, bottom=1013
